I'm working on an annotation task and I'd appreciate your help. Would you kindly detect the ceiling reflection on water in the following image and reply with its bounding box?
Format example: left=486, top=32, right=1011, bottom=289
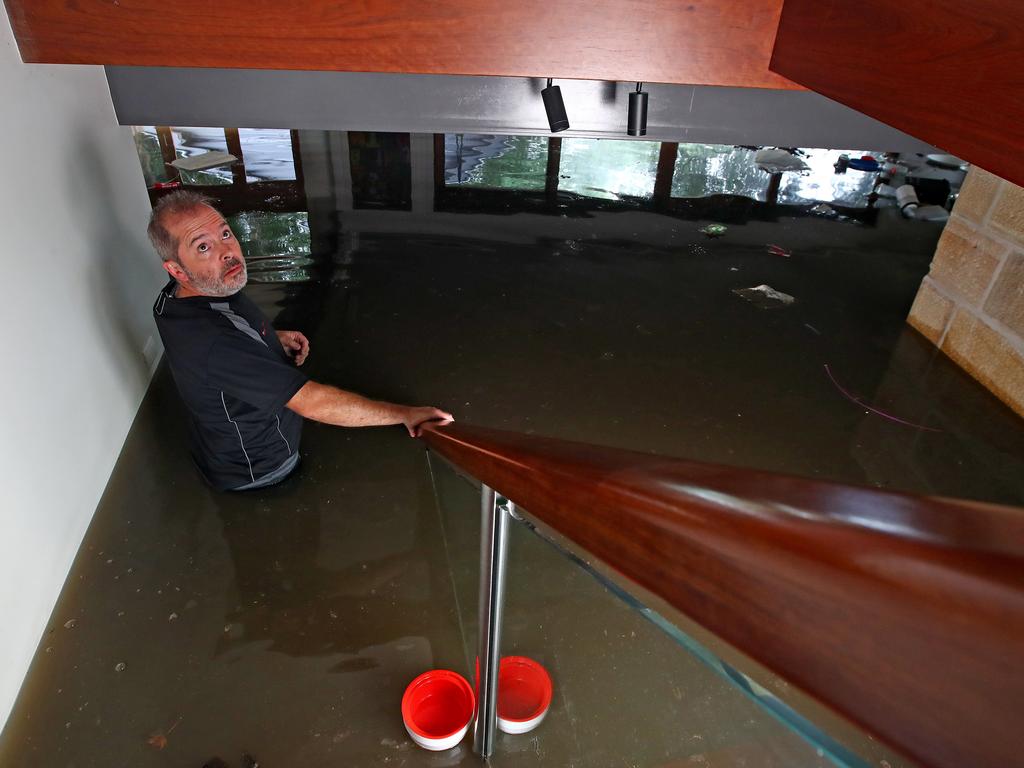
left=133, top=128, right=1020, bottom=508
left=12, top=127, right=1012, bottom=768
left=132, top=128, right=969, bottom=300
left=138, top=127, right=910, bottom=219
left=135, top=129, right=962, bottom=334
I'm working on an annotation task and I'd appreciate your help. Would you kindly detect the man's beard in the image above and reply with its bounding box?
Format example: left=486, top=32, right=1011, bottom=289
left=180, top=259, right=247, bottom=297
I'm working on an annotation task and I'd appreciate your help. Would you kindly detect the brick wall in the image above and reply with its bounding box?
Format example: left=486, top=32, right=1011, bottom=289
left=908, top=167, right=1024, bottom=418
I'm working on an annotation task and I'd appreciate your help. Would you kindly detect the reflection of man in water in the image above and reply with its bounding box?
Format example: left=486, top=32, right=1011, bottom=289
left=149, top=191, right=453, bottom=491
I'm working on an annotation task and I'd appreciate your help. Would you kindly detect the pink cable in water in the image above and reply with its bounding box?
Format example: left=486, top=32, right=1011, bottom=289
left=824, top=364, right=942, bottom=432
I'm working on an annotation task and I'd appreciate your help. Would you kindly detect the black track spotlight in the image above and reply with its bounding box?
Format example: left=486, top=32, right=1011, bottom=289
left=541, top=78, right=570, bottom=133
left=627, top=82, right=648, bottom=136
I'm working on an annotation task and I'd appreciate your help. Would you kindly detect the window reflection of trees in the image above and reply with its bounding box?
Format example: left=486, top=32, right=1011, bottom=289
left=558, top=139, right=661, bottom=200
left=133, top=126, right=313, bottom=283
left=133, top=125, right=307, bottom=216
left=672, top=144, right=882, bottom=205
left=438, top=133, right=884, bottom=208
left=672, top=145, right=765, bottom=199
left=445, top=134, right=548, bottom=190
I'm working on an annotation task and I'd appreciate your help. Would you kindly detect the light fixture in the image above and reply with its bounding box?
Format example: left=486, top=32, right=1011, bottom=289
left=627, top=82, right=648, bottom=136
left=541, top=78, right=570, bottom=133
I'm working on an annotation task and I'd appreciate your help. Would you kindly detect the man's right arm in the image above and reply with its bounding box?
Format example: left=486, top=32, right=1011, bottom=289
left=286, top=380, right=453, bottom=437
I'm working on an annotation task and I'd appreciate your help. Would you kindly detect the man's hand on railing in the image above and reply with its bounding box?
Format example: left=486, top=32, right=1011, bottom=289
left=420, top=422, right=1024, bottom=768
left=287, top=381, right=453, bottom=437
left=403, top=406, right=455, bottom=437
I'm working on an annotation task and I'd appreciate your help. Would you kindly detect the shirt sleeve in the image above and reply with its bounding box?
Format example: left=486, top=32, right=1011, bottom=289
left=206, top=332, right=309, bottom=414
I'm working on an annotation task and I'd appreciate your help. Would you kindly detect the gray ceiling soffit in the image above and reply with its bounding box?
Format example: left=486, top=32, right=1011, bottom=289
left=106, top=67, right=936, bottom=152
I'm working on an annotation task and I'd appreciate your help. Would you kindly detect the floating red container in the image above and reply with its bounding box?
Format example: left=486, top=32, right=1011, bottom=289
left=401, top=670, right=475, bottom=751
left=497, top=656, right=553, bottom=734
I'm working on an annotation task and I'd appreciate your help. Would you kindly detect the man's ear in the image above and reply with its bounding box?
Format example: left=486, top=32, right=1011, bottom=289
left=162, top=260, right=187, bottom=283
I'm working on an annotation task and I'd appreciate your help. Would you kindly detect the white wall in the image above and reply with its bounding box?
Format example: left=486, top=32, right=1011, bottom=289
left=0, top=9, right=162, bottom=731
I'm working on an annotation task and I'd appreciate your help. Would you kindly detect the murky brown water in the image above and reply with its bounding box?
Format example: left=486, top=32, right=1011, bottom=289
left=3, top=137, right=1022, bottom=767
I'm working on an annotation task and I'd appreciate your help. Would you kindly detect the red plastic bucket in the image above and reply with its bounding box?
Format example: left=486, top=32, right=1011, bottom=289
left=497, top=656, right=553, bottom=734
left=401, top=670, right=475, bottom=751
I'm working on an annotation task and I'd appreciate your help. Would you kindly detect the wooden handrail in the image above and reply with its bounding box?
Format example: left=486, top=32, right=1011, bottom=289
left=422, top=423, right=1024, bottom=768
left=6, top=1, right=796, bottom=90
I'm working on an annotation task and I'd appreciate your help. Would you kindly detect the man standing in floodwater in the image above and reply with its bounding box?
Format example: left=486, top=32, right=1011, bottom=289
left=149, top=190, right=453, bottom=491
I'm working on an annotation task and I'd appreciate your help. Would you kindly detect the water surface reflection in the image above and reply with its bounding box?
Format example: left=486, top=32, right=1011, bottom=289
left=2, top=126, right=1014, bottom=768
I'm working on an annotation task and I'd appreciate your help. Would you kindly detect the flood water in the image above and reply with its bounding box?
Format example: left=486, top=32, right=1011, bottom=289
left=2, top=131, right=1021, bottom=767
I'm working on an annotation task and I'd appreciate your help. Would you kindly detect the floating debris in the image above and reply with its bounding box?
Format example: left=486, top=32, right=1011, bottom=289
left=766, top=244, right=791, bottom=258
left=824, top=364, right=942, bottom=432
left=810, top=203, right=837, bottom=217
left=168, top=612, right=179, bottom=622
left=732, top=284, right=795, bottom=309
left=146, top=716, right=181, bottom=751
left=754, top=148, right=809, bottom=173
left=913, top=204, right=950, bottom=223
left=146, top=734, right=167, bottom=751
left=63, top=619, right=77, bottom=630
left=169, top=150, right=236, bottom=172
left=114, top=662, right=126, bottom=673
left=699, top=224, right=728, bottom=238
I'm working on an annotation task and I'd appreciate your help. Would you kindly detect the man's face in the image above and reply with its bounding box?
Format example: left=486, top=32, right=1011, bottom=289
left=163, top=205, right=247, bottom=297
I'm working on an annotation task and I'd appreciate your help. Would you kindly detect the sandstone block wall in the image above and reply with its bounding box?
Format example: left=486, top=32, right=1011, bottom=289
left=909, top=167, right=1024, bottom=417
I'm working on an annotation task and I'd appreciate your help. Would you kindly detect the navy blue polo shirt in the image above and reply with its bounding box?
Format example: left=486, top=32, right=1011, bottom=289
left=153, top=279, right=308, bottom=490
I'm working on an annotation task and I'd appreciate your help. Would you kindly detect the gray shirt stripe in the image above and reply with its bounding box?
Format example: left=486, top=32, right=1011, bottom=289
left=210, top=301, right=267, bottom=346
left=220, top=391, right=255, bottom=484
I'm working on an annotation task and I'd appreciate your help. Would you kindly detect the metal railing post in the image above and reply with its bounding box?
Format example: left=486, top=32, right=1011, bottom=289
left=473, top=484, right=510, bottom=757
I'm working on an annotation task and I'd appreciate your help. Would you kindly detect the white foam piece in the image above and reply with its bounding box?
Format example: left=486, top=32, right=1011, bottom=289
left=170, top=150, right=237, bottom=171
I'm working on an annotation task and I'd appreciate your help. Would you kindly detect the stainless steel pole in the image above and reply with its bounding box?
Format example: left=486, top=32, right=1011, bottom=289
left=473, top=485, right=510, bottom=757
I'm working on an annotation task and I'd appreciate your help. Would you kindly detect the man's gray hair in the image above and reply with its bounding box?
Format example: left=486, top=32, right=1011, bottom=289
left=147, top=190, right=216, bottom=263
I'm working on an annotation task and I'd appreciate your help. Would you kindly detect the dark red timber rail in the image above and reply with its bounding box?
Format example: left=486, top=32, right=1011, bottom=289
left=770, top=0, right=1024, bottom=188
left=3, top=0, right=795, bottom=89
left=422, top=423, right=1024, bottom=768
